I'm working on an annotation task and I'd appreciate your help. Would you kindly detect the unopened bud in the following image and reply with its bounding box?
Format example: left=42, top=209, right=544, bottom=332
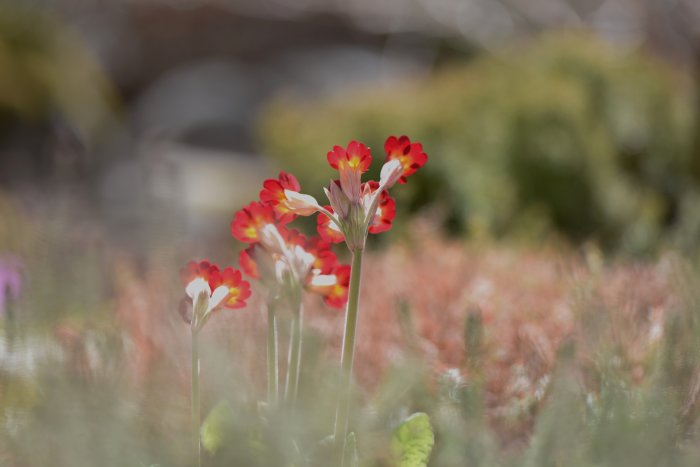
left=325, top=180, right=350, bottom=218
left=379, top=159, right=403, bottom=190
left=284, top=190, right=322, bottom=216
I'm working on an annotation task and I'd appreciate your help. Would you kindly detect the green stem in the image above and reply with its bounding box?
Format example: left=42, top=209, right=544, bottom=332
left=333, top=249, right=364, bottom=456
left=284, top=300, right=304, bottom=408
left=267, top=298, right=279, bottom=406
left=191, top=328, right=201, bottom=467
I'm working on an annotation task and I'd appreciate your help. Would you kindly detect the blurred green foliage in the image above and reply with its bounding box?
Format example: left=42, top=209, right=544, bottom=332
left=258, top=33, right=696, bottom=255
left=0, top=5, right=116, bottom=142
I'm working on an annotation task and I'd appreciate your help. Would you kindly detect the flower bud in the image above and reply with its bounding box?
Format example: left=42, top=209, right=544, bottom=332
left=324, top=180, right=350, bottom=218
left=284, top=190, right=322, bottom=216
left=379, top=159, right=403, bottom=191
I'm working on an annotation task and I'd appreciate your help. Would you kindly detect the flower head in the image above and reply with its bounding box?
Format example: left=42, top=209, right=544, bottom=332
left=231, top=202, right=276, bottom=243
left=327, top=141, right=372, bottom=202
left=320, top=265, right=351, bottom=309
left=243, top=136, right=426, bottom=252
left=213, top=267, right=251, bottom=309
left=237, top=221, right=350, bottom=308
left=180, top=260, right=251, bottom=329
left=363, top=181, right=396, bottom=234
left=259, top=171, right=302, bottom=224
left=384, top=135, right=428, bottom=184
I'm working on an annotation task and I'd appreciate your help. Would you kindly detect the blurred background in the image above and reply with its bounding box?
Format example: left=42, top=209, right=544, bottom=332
left=3, top=0, right=700, bottom=465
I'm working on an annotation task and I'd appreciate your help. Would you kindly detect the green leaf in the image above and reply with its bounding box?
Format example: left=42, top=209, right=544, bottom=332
left=200, top=400, right=235, bottom=454
left=391, top=412, right=435, bottom=467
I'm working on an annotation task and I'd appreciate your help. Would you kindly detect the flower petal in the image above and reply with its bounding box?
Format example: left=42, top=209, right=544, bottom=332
left=209, top=285, right=230, bottom=311
left=384, top=135, right=428, bottom=184
left=284, top=190, right=322, bottom=216
left=231, top=202, right=276, bottom=243
left=186, top=277, right=211, bottom=301
left=317, top=206, right=345, bottom=244
left=259, top=172, right=302, bottom=224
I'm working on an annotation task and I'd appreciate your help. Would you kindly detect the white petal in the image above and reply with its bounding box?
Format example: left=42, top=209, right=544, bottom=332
left=275, top=259, right=290, bottom=283
left=260, top=224, right=287, bottom=255
left=379, top=159, right=402, bottom=190
left=291, top=245, right=315, bottom=278
left=284, top=190, right=322, bottom=215
left=328, top=220, right=342, bottom=233
left=209, top=285, right=230, bottom=311
left=186, top=277, right=211, bottom=300
left=307, top=274, right=337, bottom=294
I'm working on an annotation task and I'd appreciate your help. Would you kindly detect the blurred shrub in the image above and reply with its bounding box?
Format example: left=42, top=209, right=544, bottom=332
left=0, top=5, right=116, bottom=142
left=258, top=33, right=695, bottom=254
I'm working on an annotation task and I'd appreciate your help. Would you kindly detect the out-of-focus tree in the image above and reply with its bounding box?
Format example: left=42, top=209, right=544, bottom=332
left=0, top=5, right=116, bottom=183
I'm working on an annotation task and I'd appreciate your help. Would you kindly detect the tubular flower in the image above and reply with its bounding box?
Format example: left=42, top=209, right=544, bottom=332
left=327, top=141, right=372, bottom=202
left=179, top=260, right=251, bottom=329
left=259, top=171, right=302, bottom=224
left=384, top=135, right=428, bottom=184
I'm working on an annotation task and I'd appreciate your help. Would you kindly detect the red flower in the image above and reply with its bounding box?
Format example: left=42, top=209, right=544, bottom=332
left=259, top=171, right=302, bottom=224
left=327, top=141, right=372, bottom=202
left=180, top=260, right=219, bottom=289
left=327, top=140, right=372, bottom=173
left=317, top=206, right=345, bottom=244
left=239, top=246, right=260, bottom=279
left=180, top=260, right=251, bottom=324
left=279, top=226, right=307, bottom=249
left=363, top=181, right=396, bottom=234
left=231, top=202, right=276, bottom=243
left=213, top=267, right=251, bottom=309
left=384, top=135, right=428, bottom=184
left=305, top=237, right=338, bottom=274
left=322, top=265, right=351, bottom=309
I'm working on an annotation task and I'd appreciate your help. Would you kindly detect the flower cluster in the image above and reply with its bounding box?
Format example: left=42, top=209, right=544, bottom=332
left=179, top=260, right=251, bottom=331
left=177, top=134, right=427, bottom=462
left=179, top=135, right=426, bottom=315
left=232, top=184, right=350, bottom=308
left=260, top=135, right=427, bottom=251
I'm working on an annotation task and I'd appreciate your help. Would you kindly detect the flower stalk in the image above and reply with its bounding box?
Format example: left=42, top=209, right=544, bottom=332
left=179, top=261, right=251, bottom=467
left=191, top=326, right=201, bottom=467
left=267, top=296, right=280, bottom=406
left=284, top=293, right=304, bottom=408
left=333, top=248, right=364, bottom=455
